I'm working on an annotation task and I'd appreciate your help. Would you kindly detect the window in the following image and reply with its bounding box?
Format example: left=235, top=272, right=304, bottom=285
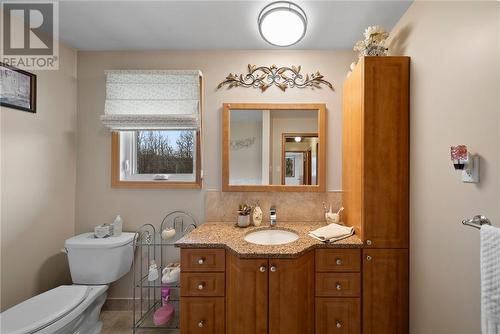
left=112, top=130, right=201, bottom=188
left=136, top=130, right=195, bottom=176
left=103, top=70, right=203, bottom=189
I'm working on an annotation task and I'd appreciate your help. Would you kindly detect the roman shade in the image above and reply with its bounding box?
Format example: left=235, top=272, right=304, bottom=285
left=101, top=70, right=202, bottom=130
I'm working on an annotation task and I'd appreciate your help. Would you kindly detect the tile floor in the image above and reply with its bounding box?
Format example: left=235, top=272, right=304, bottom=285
left=101, top=311, right=178, bottom=334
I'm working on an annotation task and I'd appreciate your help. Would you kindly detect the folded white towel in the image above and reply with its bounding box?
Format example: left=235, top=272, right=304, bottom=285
left=481, top=225, right=500, bottom=334
left=309, top=223, right=354, bottom=243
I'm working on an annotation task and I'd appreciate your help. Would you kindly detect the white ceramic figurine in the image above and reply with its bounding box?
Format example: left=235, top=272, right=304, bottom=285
left=252, top=204, right=263, bottom=226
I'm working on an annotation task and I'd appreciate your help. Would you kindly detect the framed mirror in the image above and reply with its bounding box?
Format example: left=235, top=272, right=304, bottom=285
left=222, top=103, right=326, bottom=192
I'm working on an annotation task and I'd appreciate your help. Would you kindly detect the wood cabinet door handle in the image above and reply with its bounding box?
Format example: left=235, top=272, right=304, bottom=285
left=197, top=282, right=205, bottom=290
left=197, top=257, right=205, bottom=265
left=270, top=265, right=277, bottom=272
left=198, top=320, right=205, bottom=328
left=259, top=265, right=266, bottom=272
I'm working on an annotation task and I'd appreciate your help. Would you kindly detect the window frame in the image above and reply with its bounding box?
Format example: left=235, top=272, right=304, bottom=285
left=111, top=130, right=201, bottom=189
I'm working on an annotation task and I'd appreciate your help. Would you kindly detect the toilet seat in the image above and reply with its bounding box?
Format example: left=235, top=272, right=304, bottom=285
left=1, top=285, right=89, bottom=334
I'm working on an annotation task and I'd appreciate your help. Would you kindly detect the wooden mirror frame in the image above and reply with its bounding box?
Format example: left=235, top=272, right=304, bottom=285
left=222, top=103, right=326, bottom=192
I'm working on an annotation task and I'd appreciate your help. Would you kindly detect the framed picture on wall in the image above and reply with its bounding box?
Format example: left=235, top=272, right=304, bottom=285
left=285, top=157, right=295, bottom=177
left=0, top=63, right=37, bottom=113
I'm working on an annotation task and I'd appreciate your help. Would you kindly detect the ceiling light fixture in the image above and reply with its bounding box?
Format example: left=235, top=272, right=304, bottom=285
left=258, top=1, right=307, bottom=47
left=294, top=136, right=302, bottom=142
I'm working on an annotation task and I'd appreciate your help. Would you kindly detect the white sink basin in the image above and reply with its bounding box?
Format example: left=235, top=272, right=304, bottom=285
left=244, top=229, right=299, bottom=245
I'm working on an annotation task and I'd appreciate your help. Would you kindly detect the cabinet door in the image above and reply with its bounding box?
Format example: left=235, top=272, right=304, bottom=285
left=226, top=253, right=268, bottom=334
left=362, top=57, right=409, bottom=248
left=362, top=249, right=409, bottom=334
left=269, top=251, right=315, bottom=334
left=180, top=297, right=225, bottom=334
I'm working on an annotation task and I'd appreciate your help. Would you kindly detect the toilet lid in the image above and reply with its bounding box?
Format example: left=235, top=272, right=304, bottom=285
left=65, top=232, right=136, bottom=249
left=0, top=285, right=89, bottom=334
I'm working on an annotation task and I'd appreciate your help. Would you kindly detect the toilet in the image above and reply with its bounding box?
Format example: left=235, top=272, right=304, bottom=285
left=0, top=232, right=136, bottom=334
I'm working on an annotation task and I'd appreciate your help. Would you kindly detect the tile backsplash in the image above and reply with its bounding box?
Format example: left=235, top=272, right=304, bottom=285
left=205, top=191, right=342, bottom=223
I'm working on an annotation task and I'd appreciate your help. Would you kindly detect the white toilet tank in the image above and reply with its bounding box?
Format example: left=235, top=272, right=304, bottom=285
left=65, top=232, right=136, bottom=284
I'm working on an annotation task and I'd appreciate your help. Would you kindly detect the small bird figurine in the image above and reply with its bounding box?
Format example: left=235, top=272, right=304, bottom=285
left=324, top=203, right=344, bottom=225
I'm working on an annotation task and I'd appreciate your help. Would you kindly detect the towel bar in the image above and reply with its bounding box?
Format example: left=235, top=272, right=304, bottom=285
left=462, top=215, right=491, bottom=229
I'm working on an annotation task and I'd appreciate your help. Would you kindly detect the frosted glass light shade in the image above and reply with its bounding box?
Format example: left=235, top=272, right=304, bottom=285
left=258, top=1, right=307, bottom=47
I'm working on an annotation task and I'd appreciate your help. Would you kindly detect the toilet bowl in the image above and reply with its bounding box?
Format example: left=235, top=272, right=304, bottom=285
left=1, top=232, right=136, bottom=334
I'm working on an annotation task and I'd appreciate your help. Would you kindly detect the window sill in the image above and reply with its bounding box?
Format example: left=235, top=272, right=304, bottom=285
left=111, top=178, right=202, bottom=189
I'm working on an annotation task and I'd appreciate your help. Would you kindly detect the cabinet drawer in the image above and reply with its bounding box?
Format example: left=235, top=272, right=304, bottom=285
left=181, top=248, right=225, bottom=272
left=180, top=297, right=225, bottom=334
left=316, top=298, right=360, bottom=334
left=181, top=273, right=225, bottom=297
left=316, top=249, right=361, bottom=272
left=316, top=273, right=360, bottom=297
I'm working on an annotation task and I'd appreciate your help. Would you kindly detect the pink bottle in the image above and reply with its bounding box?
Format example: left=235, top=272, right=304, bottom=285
left=153, top=287, right=175, bottom=326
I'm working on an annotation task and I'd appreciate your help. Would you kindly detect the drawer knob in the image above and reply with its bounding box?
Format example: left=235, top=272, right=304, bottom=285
left=197, top=282, right=205, bottom=290
left=366, top=239, right=372, bottom=246
left=336, top=320, right=342, bottom=328
left=259, top=265, right=266, bottom=272
left=270, top=265, right=277, bottom=272
left=336, top=283, right=342, bottom=291
left=198, top=320, right=205, bottom=328
left=335, top=258, right=342, bottom=265
left=197, top=258, right=205, bottom=265
left=366, top=255, right=372, bottom=261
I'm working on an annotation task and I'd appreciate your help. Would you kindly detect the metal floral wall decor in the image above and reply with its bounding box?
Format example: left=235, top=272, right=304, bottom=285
left=217, top=64, right=334, bottom=92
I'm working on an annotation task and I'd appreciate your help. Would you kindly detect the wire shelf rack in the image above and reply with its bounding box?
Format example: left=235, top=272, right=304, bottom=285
left=132, top=211, right=198, bottom=333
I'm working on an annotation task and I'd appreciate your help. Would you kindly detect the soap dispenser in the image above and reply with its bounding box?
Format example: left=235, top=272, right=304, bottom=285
left=113, top=215, right=123, bottom=236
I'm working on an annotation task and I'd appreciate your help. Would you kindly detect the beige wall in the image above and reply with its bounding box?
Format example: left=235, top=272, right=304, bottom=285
left=229, top=113, right=263, bottom=184
left=76, top=50, right=353, bottom=297
left=388, top=2, right=500, bottom=333
left=1, top=44, right=78, bottom=311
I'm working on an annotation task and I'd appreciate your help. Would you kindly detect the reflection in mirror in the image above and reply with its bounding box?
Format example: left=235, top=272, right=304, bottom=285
left=282, top=134, right=319, bottom=185
left=228, top=109, right=319, bottom=186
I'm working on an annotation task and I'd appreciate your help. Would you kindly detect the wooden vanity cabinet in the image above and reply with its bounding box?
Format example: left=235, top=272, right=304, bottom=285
left=343, top=57, right=410, bottom=334
left=180, top=248, right=226, bottom=334
left=342, top=56, right=410, bottom=249
left=226, top=251, right=315, bottom=334
left=315, top=249, right=361, bottom=334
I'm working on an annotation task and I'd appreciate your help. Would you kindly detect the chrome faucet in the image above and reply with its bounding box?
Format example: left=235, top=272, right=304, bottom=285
left=270, top=206, right=277, bottom=227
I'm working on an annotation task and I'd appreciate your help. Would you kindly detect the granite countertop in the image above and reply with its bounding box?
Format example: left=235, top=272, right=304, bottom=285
left=175, top=221, right=363, bottom=258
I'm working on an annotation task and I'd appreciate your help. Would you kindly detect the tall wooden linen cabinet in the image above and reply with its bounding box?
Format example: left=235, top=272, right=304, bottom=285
left=342, top=56, right=410, bottom=334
